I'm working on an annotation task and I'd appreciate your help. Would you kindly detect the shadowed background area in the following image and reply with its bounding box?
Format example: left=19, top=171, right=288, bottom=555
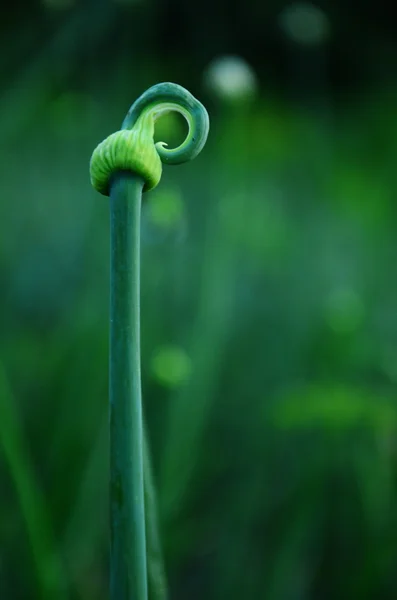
left=1, top=1, right=397, bottom=598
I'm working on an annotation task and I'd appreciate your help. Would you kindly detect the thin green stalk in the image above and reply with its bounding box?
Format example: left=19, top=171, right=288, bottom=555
left=109, top=173, right=147, bottom=600
left=143, top=425, right=168, bottom=600
left=90, top=82, right=209, bottom=600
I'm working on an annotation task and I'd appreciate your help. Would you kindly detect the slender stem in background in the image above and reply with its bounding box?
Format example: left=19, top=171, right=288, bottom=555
left=143, top=424, right=168, bottom=600
left=109, top=173, right=147, bottom=600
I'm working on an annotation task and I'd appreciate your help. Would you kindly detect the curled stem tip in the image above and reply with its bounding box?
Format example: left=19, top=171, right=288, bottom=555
left=90, top=82, right=210, bottom=196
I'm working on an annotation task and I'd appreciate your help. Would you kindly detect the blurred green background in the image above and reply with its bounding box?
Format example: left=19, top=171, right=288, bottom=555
left=2, top=0, right=397, bottom=598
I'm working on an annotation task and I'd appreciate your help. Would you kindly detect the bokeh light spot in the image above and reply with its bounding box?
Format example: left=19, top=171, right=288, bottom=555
left=147, top=188, right=185, bottom=229
left=279, top=2, right=331, bottom=45
left=325, top=288, right=365, bottom=334
left=151, top=346, right=192, bottom=388
left=204, top=55, right=258, bottom=103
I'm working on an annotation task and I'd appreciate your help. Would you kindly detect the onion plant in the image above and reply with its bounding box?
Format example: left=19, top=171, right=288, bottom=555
left=90, top=82, right=209, bottom=600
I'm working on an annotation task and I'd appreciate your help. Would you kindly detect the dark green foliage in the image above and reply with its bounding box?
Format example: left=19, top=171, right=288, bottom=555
left=2, top=6, right=397, bottom=599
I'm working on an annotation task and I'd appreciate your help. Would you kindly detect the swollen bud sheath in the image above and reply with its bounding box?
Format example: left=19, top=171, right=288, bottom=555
left=90, top=111, right=162, bottom=195
left=90, top=82, right=209, bottom=196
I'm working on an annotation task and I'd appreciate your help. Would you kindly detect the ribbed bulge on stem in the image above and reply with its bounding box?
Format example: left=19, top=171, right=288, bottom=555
left=90, top=111, right=162, bottom=195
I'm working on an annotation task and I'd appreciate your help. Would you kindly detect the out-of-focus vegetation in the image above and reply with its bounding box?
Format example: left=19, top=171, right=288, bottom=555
left=1, top=1, right=397, bottom=599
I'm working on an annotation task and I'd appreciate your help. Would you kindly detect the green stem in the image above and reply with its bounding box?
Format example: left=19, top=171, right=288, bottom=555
left=90, top=82, right=209, bottom=600
left=143, top=425, right=168, bottom=600
left=109, top=173, right=147, bottom=600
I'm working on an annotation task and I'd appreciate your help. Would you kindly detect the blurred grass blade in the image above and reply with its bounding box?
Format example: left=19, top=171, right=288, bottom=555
left=0, top=361, right=67, bottom=599
left=0, top=0, right=117, bottom=141
left=159, top=204, right=233, bottom=522
left=62, top=413, right=108, bottom=584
